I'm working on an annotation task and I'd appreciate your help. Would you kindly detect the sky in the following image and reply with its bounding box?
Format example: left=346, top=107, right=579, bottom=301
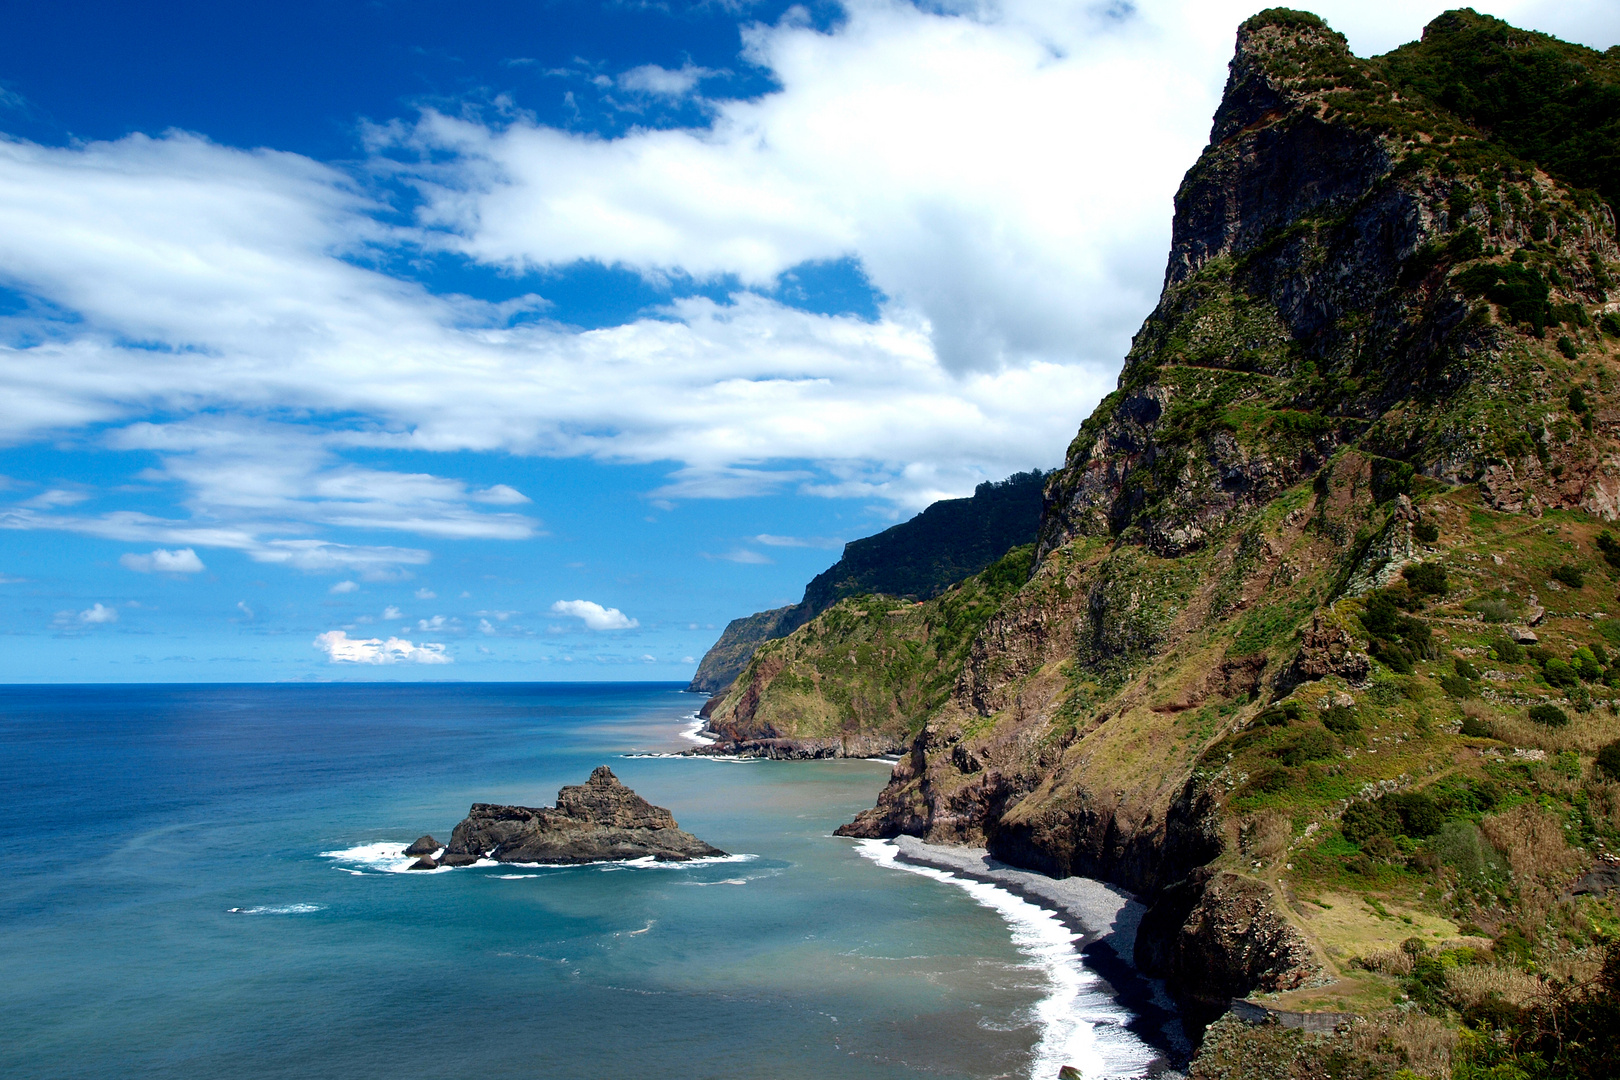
left=0, top=1, right=1615, bottom=683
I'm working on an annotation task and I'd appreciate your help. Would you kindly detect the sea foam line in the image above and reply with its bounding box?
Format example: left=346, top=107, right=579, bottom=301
left=321, top=843, right=756, bottom=875
left=227, top=903, right=325, bottom=915
left=853, top=838, right=1158, bottom=1080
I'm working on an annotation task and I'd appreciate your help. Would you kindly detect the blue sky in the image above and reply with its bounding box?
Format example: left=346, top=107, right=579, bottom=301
left=0, top=1, right=1614, bottom=682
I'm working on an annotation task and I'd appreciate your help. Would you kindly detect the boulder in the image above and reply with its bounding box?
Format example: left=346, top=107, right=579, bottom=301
left=403, top=835, right=439, bottom=856
left=407, top=855, right=438, bottom=870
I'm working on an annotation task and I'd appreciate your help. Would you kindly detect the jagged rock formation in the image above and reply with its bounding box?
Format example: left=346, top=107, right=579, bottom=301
left=687, top=470, right=1046, bottom=694
left=437, top=766, right=724, bottom=865
left=720, top=9, right=1620, bottom=1037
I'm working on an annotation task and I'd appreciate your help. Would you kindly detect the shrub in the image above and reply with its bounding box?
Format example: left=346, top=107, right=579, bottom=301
left=1492, top=637, right=1525, bottom=663
left=1597, top=739, right=1620, bottom=781
left=1598, top=532, right=1620, bottom=571
left=1322, top=704, right=1360, bottom=735
left=1279, top=728, right=1337, bottom=766
left=1460, top=713, right=1493, bottom=737
left=1440, top=674, right=1474, bottom=698
left=1527, top=703, right=1570, bottom=727
left=1414, top=520, right=1440, bottom=543
left=1551, top=563, right=1586, bottom=589
left=1469, top=596, right=1515, bottom=622
left=1403, top=562, right=1449, bottom=595
left=1557, top=335, right=1579, bottom=359
left=1604, top=312, right=1620, bottom=337
left=1389, top=791, right=1444, bottom=837
left=1245, top=766, right=1293, bottom=795
left=1454, top=657, right=1479, bottom=680
left=1574, top=647, right=1603, bottom=682
left=1543, top=657, right=1579, bottom=689
left=1569, top=386, right=1591, bottom=414
left=1342, top=800, right=1392, bottom=844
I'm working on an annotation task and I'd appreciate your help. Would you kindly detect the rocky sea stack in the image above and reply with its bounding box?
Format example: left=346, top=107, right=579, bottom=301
left=436, top=766, right=725, bottom=866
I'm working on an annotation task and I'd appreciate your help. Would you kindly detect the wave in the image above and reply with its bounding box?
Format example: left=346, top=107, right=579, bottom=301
left=319, top=841, right=466, bottom=874
left=227, top=903, right=325, bottom=915
left=323, top=843, right=756, bottom=876
left=853, top=839, right=1159, bottom=1080
left=678, top=714, right=716, bottom=745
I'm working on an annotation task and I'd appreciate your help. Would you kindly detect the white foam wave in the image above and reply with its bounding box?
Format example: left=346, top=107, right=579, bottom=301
left=228, top=903, right=325, bottom=915
left=320, top=841, right=471, bottom=874
left=679, top=714, right=716, bottom=744
left=853, top=839, right=1158, bottom=1080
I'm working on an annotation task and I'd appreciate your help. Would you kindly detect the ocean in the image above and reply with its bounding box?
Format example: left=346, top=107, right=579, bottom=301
left=0, top=683, right=1165, bottom=1079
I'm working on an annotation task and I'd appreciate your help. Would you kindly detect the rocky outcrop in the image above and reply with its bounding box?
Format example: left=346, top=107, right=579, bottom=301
left=437, top=766, right=724, bottom=865
left=402, top=835, right=439, bottom=856
left=683, top=733, right=904, bottom=760
left=1135, top=870, right=1321, bottom=1028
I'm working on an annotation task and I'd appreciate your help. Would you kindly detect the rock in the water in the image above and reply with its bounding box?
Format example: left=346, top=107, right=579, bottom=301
left=402, top=835, right=439, bottom=856
left=439, top=765, right=726, bottom=865
left=408, top=855, right=438, bottom=870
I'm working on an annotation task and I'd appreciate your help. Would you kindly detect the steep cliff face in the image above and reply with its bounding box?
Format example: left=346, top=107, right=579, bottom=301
left=687, top=470, right=1045, bottom=694
left=774, top=9, right=1620, bottom=1027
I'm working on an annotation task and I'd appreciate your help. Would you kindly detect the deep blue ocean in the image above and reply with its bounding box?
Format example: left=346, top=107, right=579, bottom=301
left=0, top=683, right=1157, bottom=1079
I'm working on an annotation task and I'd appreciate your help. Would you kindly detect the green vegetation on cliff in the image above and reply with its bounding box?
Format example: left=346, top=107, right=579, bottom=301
left=718, top=9, right=1620, bottom=1075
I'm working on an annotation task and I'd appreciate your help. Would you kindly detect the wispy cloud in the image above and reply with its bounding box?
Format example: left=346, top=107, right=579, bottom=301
left=119, top=547, right=206, bottom=574
left=329, top=580, right=359, bottom=594
left=550, top=599, right=638, bottom=630
left=754, top=533, right=842, bottom=549
left=79, top=602, right=119, bottom=624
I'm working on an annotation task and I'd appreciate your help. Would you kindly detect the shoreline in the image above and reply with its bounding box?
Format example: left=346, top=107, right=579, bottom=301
left=872, top=835, right=1192, bottom=1076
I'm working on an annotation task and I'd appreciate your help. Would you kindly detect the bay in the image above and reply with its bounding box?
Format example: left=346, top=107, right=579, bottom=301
left=0, top=683, right=1158, bottom=1079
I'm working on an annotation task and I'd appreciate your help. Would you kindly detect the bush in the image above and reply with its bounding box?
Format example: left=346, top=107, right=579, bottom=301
left=1543, top=657, right=1579, bottom=689
left=1469, top=596, right=1515, bottom=622
left=1279, top=728, right=1337, bottom=766
left=1389, top=791, right=1444, bottom=837
left=1440, top=674, right=1475, bottom=698
left=1342, top=800, right=1392, bottom=844
left=1527, top=703, right=1570, bottom=727
left=1598, top=532, right=1620, bottom=571
left=1460, top=713, right=1493, bottom=738
left=1455, top=657, right=1479, bottom=680
left=1245, top=766, right=1293, bottom=795
left=1597, top=739, right=1620, bottom=781
left=1492, top=637, right=1525, bottom=663
left=1403, top=562, right=1449, bottom=595
left=1551, top=563, right=1586, bottom=589
left=1322, top=704, right=1361, bottom=735
left=1604, top=312, right=1620, bottom=337
left=1557, top=335, right=1579, bottom=359
left=1414, top=520, right=1441, bottom=543
left=1254, top=699, right=1303, bottom=727
left=1574, top=647, right=1604, bottom=682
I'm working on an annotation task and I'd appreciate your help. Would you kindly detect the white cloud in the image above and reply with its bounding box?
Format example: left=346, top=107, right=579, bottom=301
left=417, top=614, right=447, bottom=630
left=313, top=629, right=451, bottom=664
left=712, top=548, right=772, bottom=564
left=755, top=533, right=842, bottom=548
left=550, top=599, right=639, bottom=630
left=119, top=547, right=206, bottom=574
left=382, top=605, right=402, bottom=619
left=0, top=0, right=1609, bottom=527
left=414, top=587, right=436, bottom=599
left=617, top=63, right=716, bottom=98
left=329, top=579, right=359, bottom=593
left=236, top=600, right=254, bottom=619
left=479, top=618, right=496, bottom=635
left=79, top=602, right=118, bottom=624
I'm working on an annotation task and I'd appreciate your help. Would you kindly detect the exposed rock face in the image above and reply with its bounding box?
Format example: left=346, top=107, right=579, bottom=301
left=714, top=9, right=1620, bottom=1039
left=438, top=766, right=725, bottom=865
left=687, top=470, right=1046, bottom=695
left=402, top=835, right=439, bottom=856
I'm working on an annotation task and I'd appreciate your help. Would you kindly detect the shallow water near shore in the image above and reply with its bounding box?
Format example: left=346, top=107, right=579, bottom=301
left=0, top=683, right=1163, bottom=1079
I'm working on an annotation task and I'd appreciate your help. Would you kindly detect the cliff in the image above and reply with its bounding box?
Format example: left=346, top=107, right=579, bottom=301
left=728, top=8, right=1620, bottom=1056
left=432, top=766, right=725, bottom=866
left=687, top=470, right=1045, bottom=694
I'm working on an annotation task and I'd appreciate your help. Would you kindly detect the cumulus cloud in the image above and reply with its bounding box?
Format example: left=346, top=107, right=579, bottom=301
left=119, top=547, right=206, bottom=574
left=414, top=587, right=436, bottom=599
left=0, top=0, right=1611, bottom=529
left=550, top=599, right=639, bottom=630
left=313, top=629, right=451, bottom=664
left=382, top=605, right=402, bottom=619
left=329, top=580, right=359, bottom=593
left=79, top=602, right=119, bottom=624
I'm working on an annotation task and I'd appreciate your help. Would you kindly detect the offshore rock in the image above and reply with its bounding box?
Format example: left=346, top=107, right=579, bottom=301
left=407, top=855, right=438, bottom=870
left=440, top=766, right=725, bottom=864
left=402, top=835, right=439, bottom=856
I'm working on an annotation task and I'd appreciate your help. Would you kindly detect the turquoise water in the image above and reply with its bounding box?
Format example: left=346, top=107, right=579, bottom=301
left=0, top=683, right=1161, bottom=1079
